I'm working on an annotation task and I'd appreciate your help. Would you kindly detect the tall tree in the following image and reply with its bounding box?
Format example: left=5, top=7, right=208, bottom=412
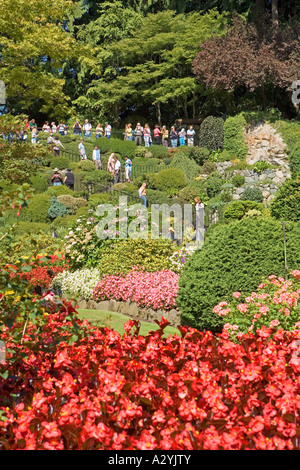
left=193, top=17, right=299, bottom=112
left=0, top=0, right=87, bottom=119
left=75, top=8, right=227, bottom=124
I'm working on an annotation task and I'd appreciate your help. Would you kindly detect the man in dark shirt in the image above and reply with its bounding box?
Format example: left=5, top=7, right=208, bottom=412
left=64, top=168, right=74, bottom=190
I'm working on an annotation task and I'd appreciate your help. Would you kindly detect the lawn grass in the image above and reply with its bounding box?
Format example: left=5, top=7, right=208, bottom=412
left=77, top=309, right=180, bottom=337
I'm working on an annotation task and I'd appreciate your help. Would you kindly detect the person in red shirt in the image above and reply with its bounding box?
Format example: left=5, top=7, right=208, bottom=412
left=153, top=125, right=161, bottom=145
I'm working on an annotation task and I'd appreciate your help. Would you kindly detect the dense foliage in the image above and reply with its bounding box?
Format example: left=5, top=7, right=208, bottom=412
left=177, top=218, right=300, bottom=332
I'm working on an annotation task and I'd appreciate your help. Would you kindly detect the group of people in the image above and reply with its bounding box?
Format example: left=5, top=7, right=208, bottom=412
left=107, top=153, right=133, bottom=184
left=124, top=123, right=196, bottom=148
left=50, top=168, right=74, bottom=190
left=15, top=117, right=197, bottom=149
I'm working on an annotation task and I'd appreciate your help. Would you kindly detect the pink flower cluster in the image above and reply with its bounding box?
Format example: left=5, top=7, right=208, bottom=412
left=93, top=266, right=179, bottom=311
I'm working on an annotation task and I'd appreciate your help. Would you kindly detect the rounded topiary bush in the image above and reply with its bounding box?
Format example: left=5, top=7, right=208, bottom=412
left=169, top=152, right=200, bottom=181
left=270, top=176, right=300, bottom=222
left=240, top=187, right=263, bottom=203
left=77, top=160, right=96, bottom=172
left=177, top=217, right=300, bottom=332
left=199, top=116, right=224, bottom=152
left=50, top=156, right=70, bottom=170
left=19, top=193, right=52, bottom=223
left=223, top=200, right=264, bottom=221
left=155, top=168, right=186, bottom=193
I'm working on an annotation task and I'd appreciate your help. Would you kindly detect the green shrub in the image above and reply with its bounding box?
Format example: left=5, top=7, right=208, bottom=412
left=223, top=114, right=248, bottom=160
left=200, top=161, right=216, bottom=174
left=146, top=145, right=168, bottom=159
left=14, top=221, right=50, bottom=236
left=108, top=138, right=136, bottom=159
left=178, top=186, right=203, bottom=203
left=88, top=193, right=110, bottom=209
left=154, top=168, right=186, bottom=193
left=251, top=161, right=272, bottom=172
left=169, top=152, right=200, bottom=181
left=48, top=196, right=69, bottom=219
left=57, top=195, right=88, bottom=214
left=223, top=200, right=264, bottom=221
left=50, top=156, right=70, bottom=170
left=29, top=174, right=49, bottom=193
left=199, top=116, right=224, bottom=151
left=270, top=176, right=300, bottom=221
left=145, top=189, right=170, bottom=205
left=75, top=206, right=90, bottom=218
left=188, top=147, right=210, bottom=166
left=77, top=160, right=96, bottom=171
left=97, top=238, right=175, bottom=276
left=204, top=172, right=224, bottom=198
left=230, top=173, right=245, bottom=188
left=47, top=185, right=75, bottom=197
left=240, top=187, right=263, bottom=203
left=51, top=214, right=78, bottom=230
left=177, top=218, right=300, bottom=332
left=19, top=193, right=52, bottom=223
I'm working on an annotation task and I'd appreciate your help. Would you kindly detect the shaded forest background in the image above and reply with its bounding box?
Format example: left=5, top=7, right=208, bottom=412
left=1, top=0, right=300, bottom=127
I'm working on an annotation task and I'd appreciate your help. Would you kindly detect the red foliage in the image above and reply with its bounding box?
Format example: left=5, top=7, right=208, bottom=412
left=1, top=301, right=300, bottom=450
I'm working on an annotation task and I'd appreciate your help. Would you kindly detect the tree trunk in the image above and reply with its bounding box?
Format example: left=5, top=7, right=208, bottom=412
left=254, top=0, right=265, bottom=35
left=156, top=101, right=162, bottom=126
left=272, top=0, right=279, bottom=25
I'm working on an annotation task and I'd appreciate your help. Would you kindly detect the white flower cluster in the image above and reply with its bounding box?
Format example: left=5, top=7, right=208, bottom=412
left=51, top=268, right=101, bottom=300
left=169, top=245, right=197, bottom=272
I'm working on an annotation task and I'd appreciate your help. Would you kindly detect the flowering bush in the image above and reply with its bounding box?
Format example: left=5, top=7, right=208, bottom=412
left=1, top=312, right=300, bottom=449
left=213, top=271, right=300, bottom=341
left=52, top=268, right=101, bottom=300
left=169, top=245, right=197, bottom=273
left=93, top=267, right=179, bottom=311
left=10, top=254, right=67, bottom=289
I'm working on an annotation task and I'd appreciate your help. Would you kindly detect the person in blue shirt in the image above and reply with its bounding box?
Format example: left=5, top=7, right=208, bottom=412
left=92, top=145, right=102, bottom=169
left=78, top=139, right=87, bottom=160
left=125, top=156, right=133, bottom=182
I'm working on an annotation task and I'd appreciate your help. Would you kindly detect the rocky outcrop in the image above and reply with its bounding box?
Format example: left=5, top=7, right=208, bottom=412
left=244, top=123, right=289, bottom=168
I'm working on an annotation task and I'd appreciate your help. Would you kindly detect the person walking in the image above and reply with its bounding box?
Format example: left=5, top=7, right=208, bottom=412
left=187, top=125, right=195, bottom=147
left=64, top=168, right=74, bottom=190
left=138, top=183, right=147, bottom=207
left=51, top=168, right=63, bottom=186
left=114, top=156, right=121, bottom=184
left=107, top=152, right=115, bottom=176
left=125, top=156, right=132, bottom=182
left=92, top=145, right=102, bottom=169
left=104, top=122, right=112, bottom=139
left=194, top=197, right=205, bottom=245
left=52, top=137, right=64, bottom=157
left=78, top=139, right=87, bottom=160
left=134, top=123, right=143, bottom=146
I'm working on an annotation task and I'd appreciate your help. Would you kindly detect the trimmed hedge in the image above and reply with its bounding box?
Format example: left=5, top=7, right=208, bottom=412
left=270, top=176, right=300, bottom=222
left=223, top=114, right=248, bottom=160
left=177, top=218, right=300, bottom=332
left=199, top=116, right=224, bottom=151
